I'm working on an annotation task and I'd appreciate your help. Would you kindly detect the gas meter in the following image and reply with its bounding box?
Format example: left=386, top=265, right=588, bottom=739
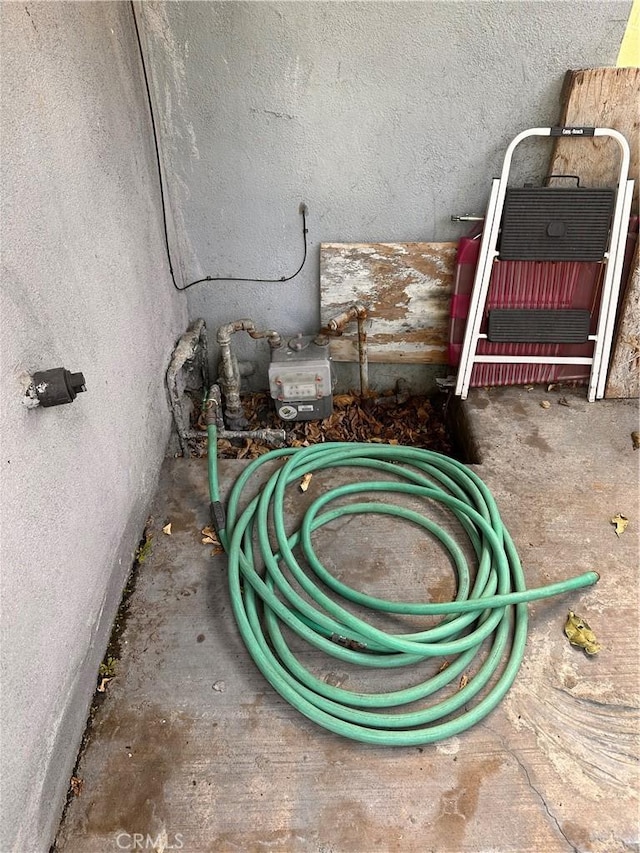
left=268, top=334, right=332, bottom=421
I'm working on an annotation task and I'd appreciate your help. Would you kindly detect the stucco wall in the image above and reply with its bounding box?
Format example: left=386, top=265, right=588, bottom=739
left=138, top=0, right=630, bottom=389
left=0, top=2, right=630, bottom=848
left=0, top=3, right=187, bottom=850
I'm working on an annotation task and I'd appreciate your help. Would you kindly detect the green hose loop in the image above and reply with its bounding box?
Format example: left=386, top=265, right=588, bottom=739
left=207, top=423, right=598, bottom=745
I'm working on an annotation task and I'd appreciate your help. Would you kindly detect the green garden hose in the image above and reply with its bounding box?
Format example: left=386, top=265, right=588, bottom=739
left=207, top=422, right=598, bottom=746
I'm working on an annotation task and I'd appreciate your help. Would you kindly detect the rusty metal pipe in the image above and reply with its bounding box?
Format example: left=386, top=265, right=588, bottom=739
left=216, top=321, right=253, bottom=428
left=246, top=328, right=282, bottom=350
left=186, top=428, right=285, bottom=446
left=356, top=310, right=369, bottom=397
left=319, top=303, right=369, bottom=396
left=216, top=321, right=283, bottom=429
left=167, top=319, right=209, bottom=456
left=199, top=385, right=286, bottom=446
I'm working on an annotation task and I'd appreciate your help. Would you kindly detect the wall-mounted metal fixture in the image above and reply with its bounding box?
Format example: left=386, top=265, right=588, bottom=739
left=268, top=333, right=333, bottom=421
left=167, top=320, right=285, bottom=456
left=24, top=368, right=86, bottom=408
left=166, top=319, right=209, bottom=456
left=317, top=302, right=369, bottom=397
left=217, top=320, right=282, bottom=429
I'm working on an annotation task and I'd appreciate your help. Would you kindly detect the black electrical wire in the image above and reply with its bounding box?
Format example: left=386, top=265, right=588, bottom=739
left=130, top=1, right=308, bottom=292
left=181, top=203, right=308, bottom=290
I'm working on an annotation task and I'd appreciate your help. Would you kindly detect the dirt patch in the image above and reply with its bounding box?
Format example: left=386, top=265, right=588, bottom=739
left=51, top=519, right=154, bottom=850
left=82, top=703, right=193, bottom=839
left=433, top=756, right=503, bottom=850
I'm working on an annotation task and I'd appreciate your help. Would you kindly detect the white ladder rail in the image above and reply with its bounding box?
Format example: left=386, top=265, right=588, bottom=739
left=593, top=177, right=634, bottom=400
left=454, top=127, right=632, bottom=402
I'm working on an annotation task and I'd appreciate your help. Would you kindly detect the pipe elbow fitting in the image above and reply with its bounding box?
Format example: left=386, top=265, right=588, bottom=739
left=324, top=303, right=368, bottom=336
left=216, top=320, right=256, bottom=346
left=354, top=302, right=368, bottom=320
left=265, top=330, right=282, bottom=349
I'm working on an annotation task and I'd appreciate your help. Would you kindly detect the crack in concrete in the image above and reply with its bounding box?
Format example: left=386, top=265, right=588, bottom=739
left=482, top=723, right=578, bottom=853
left=250, top=107, right=296, bottom=120
left=552, top=685, right=640, bottom=715
left=514, top=751, right=578, bottom=853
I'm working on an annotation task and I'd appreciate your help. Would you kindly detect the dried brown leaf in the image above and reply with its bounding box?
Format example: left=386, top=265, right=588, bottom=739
left=202, top=525, right=222, bottom=548
left=610, top=513, right=628, bottom=537
left=212, top=391, right=453, bottom=460
left=564, top=611, right=600, bottom=655
left=334, top=394, right=356, bottom=407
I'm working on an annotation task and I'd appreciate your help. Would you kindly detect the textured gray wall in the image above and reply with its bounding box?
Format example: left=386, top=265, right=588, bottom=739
left=0, top=3, right=187, bottom=850
left=139, top=0, right=630, bottom=389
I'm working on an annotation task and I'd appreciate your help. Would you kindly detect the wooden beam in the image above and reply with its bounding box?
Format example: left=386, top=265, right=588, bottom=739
left=320, top=242, right=456, bottom=364
left=605, top=244, right=640, bottom=398
left=548, top=67, right=639, bottom=213
left=549, top=67, right=639, bottom=399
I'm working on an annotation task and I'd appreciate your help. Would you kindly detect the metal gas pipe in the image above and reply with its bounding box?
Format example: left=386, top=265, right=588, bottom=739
left=317, top=302, right=369, bottom=396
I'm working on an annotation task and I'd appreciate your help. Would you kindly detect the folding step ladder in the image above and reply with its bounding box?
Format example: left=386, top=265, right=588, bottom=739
left=455, top=127, right=634, bottom=402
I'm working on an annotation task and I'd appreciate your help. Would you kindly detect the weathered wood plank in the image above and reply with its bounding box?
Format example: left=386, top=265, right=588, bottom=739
left=320, top=242, right=456, bottom=364
left=606, top=243, right=640, bottom=398
left=547, top=67, right=639, bottom=213
left=547, top=68, right=640, bottom=399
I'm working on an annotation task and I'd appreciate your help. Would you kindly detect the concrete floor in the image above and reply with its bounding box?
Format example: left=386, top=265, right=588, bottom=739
left=55, top=387, right=639, bottom=853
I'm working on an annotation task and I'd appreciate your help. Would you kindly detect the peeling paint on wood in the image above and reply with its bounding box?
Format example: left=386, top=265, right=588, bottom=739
left=320, top=243, right=456, bottom=364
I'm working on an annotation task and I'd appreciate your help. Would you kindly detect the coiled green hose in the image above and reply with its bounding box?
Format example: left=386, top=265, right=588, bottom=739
left=207, top=423, right=598, bottom=745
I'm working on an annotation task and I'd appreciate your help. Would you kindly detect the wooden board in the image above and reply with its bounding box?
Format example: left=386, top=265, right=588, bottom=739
left=547, top=67, right=639, bottom=213
left=547, top=67, right=640, bottom=399
left=320, top=242, right=456, bottom=364
left=606, top=243, right=640, bottom=398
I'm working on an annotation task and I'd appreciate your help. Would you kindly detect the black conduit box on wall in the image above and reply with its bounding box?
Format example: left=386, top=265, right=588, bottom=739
left=498, top=187, right=615, bottom=261
left=31, top=368, right=86, bottom=407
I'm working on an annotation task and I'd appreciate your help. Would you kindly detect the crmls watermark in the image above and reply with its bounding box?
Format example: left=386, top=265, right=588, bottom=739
left=115, top=832, right=184, bottom=850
